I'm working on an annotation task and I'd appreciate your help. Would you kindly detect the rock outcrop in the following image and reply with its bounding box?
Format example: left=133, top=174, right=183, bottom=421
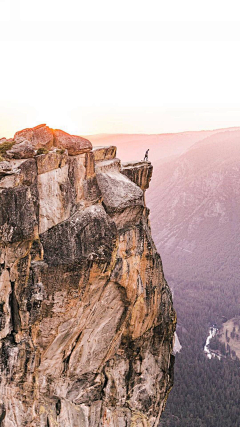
left=0, top=127, right=176, bottom=427
left=121, top=161, right=153, bottom=191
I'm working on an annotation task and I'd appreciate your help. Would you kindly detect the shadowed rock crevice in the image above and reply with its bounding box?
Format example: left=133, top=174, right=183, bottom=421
left=9, top=281, right=21, bottom=335
left=62, top=331, right=82, bottom=375
left=0, top=404, right=6, bottom=426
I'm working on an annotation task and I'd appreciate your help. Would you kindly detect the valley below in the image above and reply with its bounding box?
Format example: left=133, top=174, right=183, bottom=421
left=204, top=326, right=220, bottom=360
left=95, top=127, right=240, bottom=427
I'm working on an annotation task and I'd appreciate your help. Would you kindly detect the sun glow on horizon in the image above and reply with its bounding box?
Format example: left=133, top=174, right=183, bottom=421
left=1, top=5, right=240, bottom=138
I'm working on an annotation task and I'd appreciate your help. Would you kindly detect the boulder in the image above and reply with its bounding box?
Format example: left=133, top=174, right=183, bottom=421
left=53, top=129, right=92, bottom=155
left=14, top=124, right=53, bottom=149
left=6, top=140, right=35, bottom=159
left=96, top=167, right=144, bottom=229
left=96, top=169, right=144, bottom=214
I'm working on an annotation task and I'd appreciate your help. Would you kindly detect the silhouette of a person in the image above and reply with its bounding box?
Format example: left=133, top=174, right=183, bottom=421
left=144, top=149, right=149, bottom=161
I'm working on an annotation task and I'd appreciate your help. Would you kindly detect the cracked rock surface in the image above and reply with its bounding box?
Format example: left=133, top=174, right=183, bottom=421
left=0, top=126, right=176, bottom=427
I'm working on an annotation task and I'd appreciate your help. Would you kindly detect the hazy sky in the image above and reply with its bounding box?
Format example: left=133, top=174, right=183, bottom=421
left=1, top=1, right=240, bottom=137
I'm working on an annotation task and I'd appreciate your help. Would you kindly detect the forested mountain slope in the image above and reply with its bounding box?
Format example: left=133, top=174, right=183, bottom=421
left=147, top=129, right=240, bottom=284
left=146, top=129, right=240, bottom=427
left=94, top=128, right=240, bottom=426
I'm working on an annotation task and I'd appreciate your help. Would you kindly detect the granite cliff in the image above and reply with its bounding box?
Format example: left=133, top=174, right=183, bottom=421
left=0, top=125, right=175, bottom=427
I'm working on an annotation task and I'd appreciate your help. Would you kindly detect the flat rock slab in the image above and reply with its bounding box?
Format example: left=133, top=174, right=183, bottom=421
left=37, top=164, right=73, bottom=234
left=96, top=170, right=143, bottom=213
left=122, top=160, right=151, bottom=167
left=95, top=158, right=121, bottom=174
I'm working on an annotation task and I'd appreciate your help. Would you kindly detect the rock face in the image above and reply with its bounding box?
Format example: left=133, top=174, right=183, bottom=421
left=121, top=161, right=153, bottom=191
left=0, top=126, right=175, bottom=427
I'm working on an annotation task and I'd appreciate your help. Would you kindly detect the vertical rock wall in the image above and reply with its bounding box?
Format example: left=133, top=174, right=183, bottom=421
left=0, top=126, right=176, bottom=427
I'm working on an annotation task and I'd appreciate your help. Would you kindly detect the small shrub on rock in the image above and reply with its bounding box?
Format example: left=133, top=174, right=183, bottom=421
left=0, top=141, right=15, bottom=156
left=36, top=147, right=49, bottom=155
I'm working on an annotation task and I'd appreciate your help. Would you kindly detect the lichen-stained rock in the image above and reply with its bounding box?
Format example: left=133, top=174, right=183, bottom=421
left=0, top=161, right=20, bottom=177
left=0, top=126, right=176, bottom=427
left=36, top=150, right=68, bottom=175
left=0, top=186, right=37, bottom=243
left=6, top=140, right=35, bottom=159
left=40, top=205, right=117, bottom=265
left=0, top=159, right=38, bottom=192
left=53, top=129, right=92, bottom=155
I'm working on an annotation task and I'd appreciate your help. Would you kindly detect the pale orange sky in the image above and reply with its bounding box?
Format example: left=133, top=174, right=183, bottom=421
left=1, top=2, right=240, bottom=138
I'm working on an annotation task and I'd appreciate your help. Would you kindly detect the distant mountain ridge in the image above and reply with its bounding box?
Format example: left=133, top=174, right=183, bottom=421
left=87, top=126, right=240, bottom=164
left=89, top=127, right=240, bottom=283
left=147, top=128, right=240, bottom=284
left=89, top=127, right=240, bottom=426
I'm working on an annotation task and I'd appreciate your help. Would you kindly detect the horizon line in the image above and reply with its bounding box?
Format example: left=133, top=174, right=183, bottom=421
left=84, top=125, right=240, bottom=138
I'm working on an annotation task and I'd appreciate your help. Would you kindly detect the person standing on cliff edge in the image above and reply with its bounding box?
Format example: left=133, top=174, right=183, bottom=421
left=144, top=149, right=149, bottom=161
